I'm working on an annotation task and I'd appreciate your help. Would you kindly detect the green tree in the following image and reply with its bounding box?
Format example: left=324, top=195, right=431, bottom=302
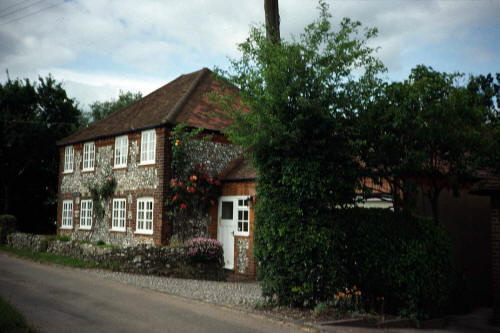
left=214, top=1, right=384, bottom=306
left=89, top=90, right=142, bottom=122
left=359, top=65, right=494, bottom=222
left=0, top=75, right=82, bottom=233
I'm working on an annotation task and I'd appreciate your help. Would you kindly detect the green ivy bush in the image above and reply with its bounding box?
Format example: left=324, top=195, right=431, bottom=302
left=337, top=208, right=453, bottom=318
left=0, top=215, right=17, bottom=244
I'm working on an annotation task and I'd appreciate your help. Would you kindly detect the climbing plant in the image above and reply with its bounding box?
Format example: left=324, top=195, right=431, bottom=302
left=86, top=174, right=117, bottom=219
left=166, top=124, right=220, bottom=240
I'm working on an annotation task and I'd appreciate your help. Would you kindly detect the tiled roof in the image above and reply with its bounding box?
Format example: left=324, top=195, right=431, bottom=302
left=218, top=155, right=257, bottom=181
left=57, top=68, right=236, bottom=146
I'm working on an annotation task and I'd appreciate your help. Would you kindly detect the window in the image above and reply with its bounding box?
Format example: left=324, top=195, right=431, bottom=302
left=62, top=200, right=73, bottom=229
left=114, top=135, right=128, bottom=168
left=83, top=142, right=95, bottom=171
left=136, top=198, right=153, bottom=234
left=64, top=146, right=73, bottom=173
left=80, top=200, right=93, bottom=229
left=140, top=130, right=156, bottom=164
left=112, top=199, right=126, bottom=231
left=236, top=199, right=250, bottom=235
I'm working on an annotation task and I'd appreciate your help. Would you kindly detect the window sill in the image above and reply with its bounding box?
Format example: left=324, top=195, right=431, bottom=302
left=60, top=226, right=73, bottom=230
left=134, top=230, right=153, bottom=235
left=79, top=226, right=92, bottom=230
left=82, top=169, right=94, bottom=173
left=234, top=233, right=250, bottom=237
left=138, top=161, right=155, bottom=166
left=63, top=170, right=73, bottom=174
left=111, top=228, right=126, bottom=232
left=113, top=165, right=127, bottom=169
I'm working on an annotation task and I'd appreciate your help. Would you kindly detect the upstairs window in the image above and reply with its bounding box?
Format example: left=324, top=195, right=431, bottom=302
left=80, top=200, right=93, bottom=229
left=136, top=198, right=153, bottom=234
left=61, top=200, right=73, bottom=229
left=114, top=135, right=128, bottom=168
left=83, top=142, right=95, bottom=171
left=140, top=130, right=156, bottom=164
left=64, top=146, right=74, bottom=173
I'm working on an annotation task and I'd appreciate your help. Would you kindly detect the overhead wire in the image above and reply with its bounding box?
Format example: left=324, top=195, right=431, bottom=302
left=0, top=1, right=64, bottom=27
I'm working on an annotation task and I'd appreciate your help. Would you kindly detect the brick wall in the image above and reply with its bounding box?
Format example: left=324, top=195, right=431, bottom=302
left=492, top=196, right=500, bottom=324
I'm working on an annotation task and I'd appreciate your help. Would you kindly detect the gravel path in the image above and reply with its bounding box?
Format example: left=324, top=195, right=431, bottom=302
left=84, top=269, right=265, bottom=309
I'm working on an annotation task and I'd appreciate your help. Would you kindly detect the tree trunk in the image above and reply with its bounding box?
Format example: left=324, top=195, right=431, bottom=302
left=264, top=0, right=280, bottom=43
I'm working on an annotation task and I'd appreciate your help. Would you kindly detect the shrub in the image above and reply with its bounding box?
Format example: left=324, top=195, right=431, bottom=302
left=0, top=215, right=17, bottom=245
left=55, top=234, right=71, bottom=242
left=185, top=237, right=224, bottom=265
left=337, top=208, right=453, bottom=318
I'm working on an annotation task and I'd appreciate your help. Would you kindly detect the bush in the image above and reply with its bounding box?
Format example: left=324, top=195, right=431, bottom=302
left=185, top=237, right=224, bottom=265
left=0, top=215, right=17, bottom=245
left=337, top=208, right=453, bottom=318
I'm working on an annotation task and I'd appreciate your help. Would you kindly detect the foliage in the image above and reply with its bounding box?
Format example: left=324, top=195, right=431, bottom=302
left=185, top=237, right=224, bottom=264
left=337, top=208, right=452, bottom=318
left=0, top=215, right=17, bottom=245
left=0, top=75, right=83, bottom=234
left=86, top=175, right=117, bottom=219
left=89, top=90, right=142, bottom=122
left=358, top=66, right=495, bottom=220
left=332, top=286, right=363, bottom=314
left=0, top=294, right=36, bottom=333
left=214, top=1, right=384, bottom=307
left=54, top=234, right=71, bottom=242
left=166, top=125, right=220, bottom=240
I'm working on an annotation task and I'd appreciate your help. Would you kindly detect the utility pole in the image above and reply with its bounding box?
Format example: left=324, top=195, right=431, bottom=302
left=264, top=0, right=280, bottom=43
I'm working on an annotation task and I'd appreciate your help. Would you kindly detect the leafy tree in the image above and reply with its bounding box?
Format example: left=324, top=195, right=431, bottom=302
left=359, top=65, right=494, bottom=222
left=89, top=90, right=142, bottom=122
left=214, top=1, right=384, bottom=306
left=0, top=75, right=82, bottom=233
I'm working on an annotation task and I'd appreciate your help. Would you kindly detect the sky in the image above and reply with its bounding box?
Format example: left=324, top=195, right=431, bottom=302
left=0, top=0, right=498, bottom=110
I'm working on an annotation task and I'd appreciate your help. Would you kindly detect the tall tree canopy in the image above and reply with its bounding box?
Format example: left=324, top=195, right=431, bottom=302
left=215, top=1, right=384, bottom=305
left=89, top=90, right=142, bottom=122
left=358, top=65, right=496, bottom=222
left=0, top=75, right=82, bottom=233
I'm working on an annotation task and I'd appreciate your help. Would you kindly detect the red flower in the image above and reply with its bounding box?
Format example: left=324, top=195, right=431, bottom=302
left=192, top=182, right=197, bottom=188
left=210, top=200, right=215, bottom=206
left=179, top=181, right=184, bottom=186
left=190, top=175, right=198, bottom=181
left=202, top=164, right=207, bottom=169
left=169, top=132, right=174, bottom=137
left=214, top=180, right=221, bottom=186
left=208, top=178, right=213, bottom=184
left=105, top=177, right=112, bottom=182
left=172, top=194, right=178, bottom=202
left=171, top=178, right=177, bottom=186
left=180, top=203, right=187, bottom=210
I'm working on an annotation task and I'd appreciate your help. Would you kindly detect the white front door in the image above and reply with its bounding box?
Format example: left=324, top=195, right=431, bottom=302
left=218, top=198, right=236, bottom=269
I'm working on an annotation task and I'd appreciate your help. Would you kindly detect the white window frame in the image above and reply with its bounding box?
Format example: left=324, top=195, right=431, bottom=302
left=112, top=198, right=127, bottom=232
left=64, top=146, right=74, bottom=173
left=79, top=200, right=93, bottom=230
left=61, top=200, right=73, bottom=229
left=140, top=130, right=156, bottom=165
left=82, top=142, right=95, bottom=171
left=235, top=197, right=250, bottom=236
left=136, top=197, right=153, bottom=234
left=114, top=135, right=128, bottom=168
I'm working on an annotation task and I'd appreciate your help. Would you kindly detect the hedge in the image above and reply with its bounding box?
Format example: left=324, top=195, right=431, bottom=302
left=337, top=208, right=453, bottom=318
left=255, top=207, right=452, bottom=318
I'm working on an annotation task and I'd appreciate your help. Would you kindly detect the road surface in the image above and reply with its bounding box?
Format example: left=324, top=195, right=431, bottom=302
left=0, top=253, right=307, bottom=333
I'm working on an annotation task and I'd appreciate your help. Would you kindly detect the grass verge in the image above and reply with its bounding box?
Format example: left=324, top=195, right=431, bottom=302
left=0, top=295, right=36, bottom=333
left=0, top=246, right=99, bottom=269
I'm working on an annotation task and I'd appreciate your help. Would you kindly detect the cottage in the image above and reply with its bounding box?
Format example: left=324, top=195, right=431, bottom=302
left=56, top=68, right=257, bottom=276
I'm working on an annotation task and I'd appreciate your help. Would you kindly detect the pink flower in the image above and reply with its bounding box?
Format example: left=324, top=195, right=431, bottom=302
left=106, top=177, right=112, bottom=182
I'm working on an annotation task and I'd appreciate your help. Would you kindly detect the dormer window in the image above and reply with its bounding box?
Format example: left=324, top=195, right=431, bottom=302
left=83, top=142, right=95, bottom=171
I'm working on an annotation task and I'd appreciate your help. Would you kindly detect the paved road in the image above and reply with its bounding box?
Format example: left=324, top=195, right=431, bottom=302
left=0, top=253, right=307, bottom=333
